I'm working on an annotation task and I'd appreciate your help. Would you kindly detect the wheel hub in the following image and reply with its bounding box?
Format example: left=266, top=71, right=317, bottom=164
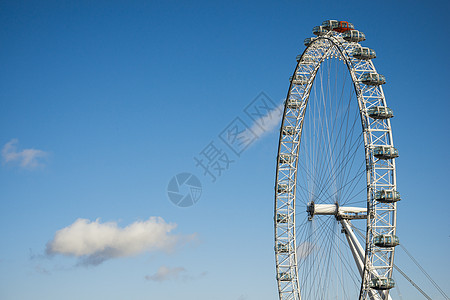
left=307, top=201, right=367, bottom=220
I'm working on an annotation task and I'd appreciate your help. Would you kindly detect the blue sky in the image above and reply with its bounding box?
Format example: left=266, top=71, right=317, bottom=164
left=1, top=1, right=449, bottom=299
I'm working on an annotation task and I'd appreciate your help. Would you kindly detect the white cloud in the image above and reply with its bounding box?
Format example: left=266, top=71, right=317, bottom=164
left=1, top=139, right=48, bottom=169
left=46, top=217, right=195, bottom=266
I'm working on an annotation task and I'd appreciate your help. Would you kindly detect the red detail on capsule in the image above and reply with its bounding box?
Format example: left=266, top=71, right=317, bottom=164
left=334, top=21, right=352, bottom=33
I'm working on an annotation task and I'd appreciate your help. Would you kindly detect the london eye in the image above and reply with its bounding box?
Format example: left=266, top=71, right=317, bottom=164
left=274, top=20, right=399, bottom=300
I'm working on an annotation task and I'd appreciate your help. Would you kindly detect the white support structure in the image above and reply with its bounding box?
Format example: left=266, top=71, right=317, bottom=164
left=341, top=220, right=392, bottom=300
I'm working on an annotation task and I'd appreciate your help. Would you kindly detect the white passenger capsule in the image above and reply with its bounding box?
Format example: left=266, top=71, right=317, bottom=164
left=367, top=106, right=393, bottom=119
left=374, top=190, right=401, bottom=203
left=275, top=213, right=289, bottom=223
left=287, top=99, right=303, bottom=109
left=302, top=55, right=314, bottom=64
left=370, top=277, right=395, bottom=290
left=353, top=47, right=376, bottom=60
left=321, top=20, right=339, bottom=30
left=373, top=146, right=398, bottom=159
left=279, top=154, right=294, bottom=164
left=374, top=235, right=400, bottom=247
left=343, top=30, right=366, bottom=42
left=278, top=272, right=292, bottom=281
left=361, top=72, right=386, bottom=86
left=275, top=243, right=290, bottom=253
left=313, top=25, right=327, bottom=36
left=277, top=183, right=291, bottom=193
left=289, top=74, right=308, bottom=85
left=282, top=126, right=296, bottom=136
left=304, top=37, right=316, bottom=46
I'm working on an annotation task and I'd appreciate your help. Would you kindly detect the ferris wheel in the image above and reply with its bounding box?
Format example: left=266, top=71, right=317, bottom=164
left=274, top=20, right=400, bottom=300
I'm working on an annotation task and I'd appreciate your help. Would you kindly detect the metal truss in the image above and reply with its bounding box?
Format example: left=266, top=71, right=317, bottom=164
left=274, top=27, right=398, bottom=300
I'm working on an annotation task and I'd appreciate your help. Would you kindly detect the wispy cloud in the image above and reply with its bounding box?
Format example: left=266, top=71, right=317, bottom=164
left=248, top=103, right=284, bottom=138
left=240, top=103, right=283, bottom=146
left=33, top=264, right=51, bottom=275
left=297, top=241, right=315, bottom=259
left=145, top=266, right=186, bottom=282
left=46, top=217, right=196, bottom=266
left=145, top=265, right=207, bottom=282
left=1, top=139, right=48, bottom=169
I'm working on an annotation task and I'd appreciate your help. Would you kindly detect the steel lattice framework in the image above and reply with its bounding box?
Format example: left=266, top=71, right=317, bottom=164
left=274, top=22, right=398, bottom=300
